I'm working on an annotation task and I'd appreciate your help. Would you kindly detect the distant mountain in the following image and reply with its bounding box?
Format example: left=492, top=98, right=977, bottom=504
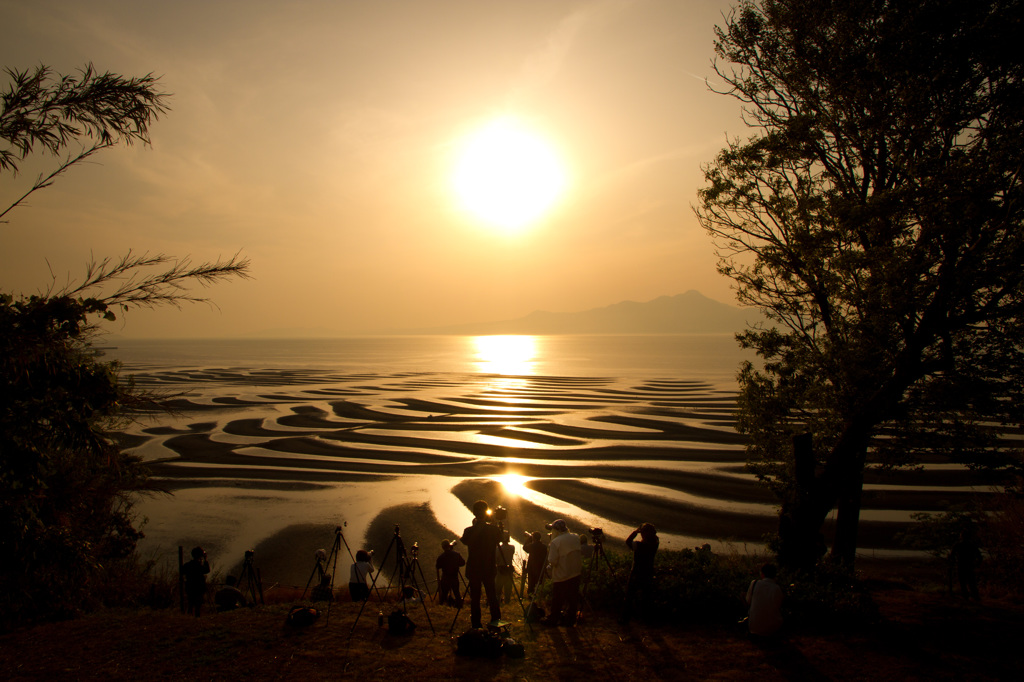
left=408, top=291, right=765, bottom=335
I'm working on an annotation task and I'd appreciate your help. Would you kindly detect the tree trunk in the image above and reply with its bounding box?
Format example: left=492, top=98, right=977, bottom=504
left=831, top=445, right=867, bottom=566
left=776, top=433, right=831, bottom=572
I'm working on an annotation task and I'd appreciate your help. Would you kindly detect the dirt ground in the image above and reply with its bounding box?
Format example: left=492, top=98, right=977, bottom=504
left=2, top=565, right=1022, bottom=682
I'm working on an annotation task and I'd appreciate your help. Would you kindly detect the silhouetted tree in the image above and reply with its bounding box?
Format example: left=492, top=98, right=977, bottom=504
left=697, top=0, right=1024, bottom=569
left=1, top=64, right=250, bottom=625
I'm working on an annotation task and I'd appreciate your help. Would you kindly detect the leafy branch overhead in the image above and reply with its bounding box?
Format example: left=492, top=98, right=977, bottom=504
left=1, top=62, right=248, bottom=626
left=0, top=64, right=168, bottom=170
left=60, top=251, right=252, bottom=321
left=0, top=64, right=169, bottom=223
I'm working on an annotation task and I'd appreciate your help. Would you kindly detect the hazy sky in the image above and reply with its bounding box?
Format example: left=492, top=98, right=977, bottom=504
left=1, top=0, right=746, bottom=338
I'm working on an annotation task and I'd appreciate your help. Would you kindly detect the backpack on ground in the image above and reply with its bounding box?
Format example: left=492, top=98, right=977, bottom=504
left=387, top=609, right=416, bottom=635
left=456, top=627, right=504, bottom=658
left=286, top=605, right=320, bottom=627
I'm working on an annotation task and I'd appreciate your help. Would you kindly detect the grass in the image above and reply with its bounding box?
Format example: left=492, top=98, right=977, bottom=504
left=1, top=557, right=1022, bottom=681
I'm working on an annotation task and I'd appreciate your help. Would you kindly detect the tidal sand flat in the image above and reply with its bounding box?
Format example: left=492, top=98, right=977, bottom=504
left=120, top=362, right=981, bottom=586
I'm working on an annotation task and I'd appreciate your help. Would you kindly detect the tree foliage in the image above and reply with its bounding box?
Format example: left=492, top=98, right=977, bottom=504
left=0, top=64, right=249, bottom=626
left=697, top=0, right=1024, bottom=568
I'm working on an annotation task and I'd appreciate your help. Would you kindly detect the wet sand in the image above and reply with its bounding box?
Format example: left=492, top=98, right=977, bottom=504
left=124, top=367, right=988, bottom=584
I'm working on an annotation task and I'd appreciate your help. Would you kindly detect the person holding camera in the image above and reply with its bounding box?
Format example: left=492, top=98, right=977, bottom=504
left=435, top=539, right=465, bottom=606
left=182, top=546, right=210, bottom=617
left=523, top=531, right=548, bottom=597
left=348, top=549, right=374, bottom=602
left=542, top=519, right=582, bottom=626
left=460, top=499, right=503, bottom=628
left=622, top=522, right=659, bottom=622
left=495, top=536, right=515, bottom=604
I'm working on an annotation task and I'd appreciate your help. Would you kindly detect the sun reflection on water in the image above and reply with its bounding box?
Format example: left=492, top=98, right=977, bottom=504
left=492, top=473, right=533, bottom=498
left=472, top=335, right=538, bottom=377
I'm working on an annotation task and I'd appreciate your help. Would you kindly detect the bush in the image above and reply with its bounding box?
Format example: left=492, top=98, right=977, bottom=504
left=573, top=546, right=875, bottom=629
left=777, top=562, right=877, bottom=628
left=577, top=547, right=762, bottom=625
left=0, top=295, right=150, bottom=629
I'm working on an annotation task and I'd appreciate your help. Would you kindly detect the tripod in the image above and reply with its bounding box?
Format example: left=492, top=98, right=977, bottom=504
left=350, top=525, right=434, bottom=636
left=237, top=550, right=264, bottom=605
left=579, top=532, right=623, bottom=619
left=305, top=525, right=356, bottom=625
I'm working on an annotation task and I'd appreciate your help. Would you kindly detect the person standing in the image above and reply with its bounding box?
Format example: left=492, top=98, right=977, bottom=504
left=746, top=563, right=784, bottom=637
left=495, top=537, right=515, bottom=604
left=460, top=499, right=502, bottom=628
left=523, top=531, right=548, bottom=597
left=623, top=522, right=659, bottom=622
left=542, top=519, right=582, bottom=626
left=435, top=539, right=465, bottom=606
left=182, top=546, right=210, bottom=617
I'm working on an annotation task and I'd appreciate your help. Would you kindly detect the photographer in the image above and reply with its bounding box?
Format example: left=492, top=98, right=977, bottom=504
left=623, top=522, right=659, bottom=622
left=181, top=546, right=210, bottom=617
left=523, top=531, right=547, bottom=597
left=495, top=536, right=515, bottom=604
left=542, top=519, right=582, bottom=627
left=435, top=539, right=465, bottom=606
left=348, top=549, right=374, bottom=602
left=460, top=499, right=502, bottom=628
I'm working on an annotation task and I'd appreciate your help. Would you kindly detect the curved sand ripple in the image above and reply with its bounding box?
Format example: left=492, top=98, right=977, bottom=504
left=123, top=368, right=994, bottom=576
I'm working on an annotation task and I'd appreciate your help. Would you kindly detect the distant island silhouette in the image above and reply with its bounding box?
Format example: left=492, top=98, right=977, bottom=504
left=404, top=291, right=765, bottom=335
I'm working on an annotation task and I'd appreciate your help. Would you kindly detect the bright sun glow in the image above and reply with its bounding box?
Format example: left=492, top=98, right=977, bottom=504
left=472, top=335, right=537, bottom=376
left=492, top=473, right=532, bottom=498
left=452, top=117, right=567, bottom=231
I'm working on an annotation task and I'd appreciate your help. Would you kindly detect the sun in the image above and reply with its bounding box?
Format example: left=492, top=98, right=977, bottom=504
left=452, top=117, right=567, bottom=231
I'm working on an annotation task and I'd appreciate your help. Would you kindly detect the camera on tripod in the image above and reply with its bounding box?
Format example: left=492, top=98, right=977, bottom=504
left=490, top=506, right=511, bottom=542
left=589, top=527, right=604, bottom=543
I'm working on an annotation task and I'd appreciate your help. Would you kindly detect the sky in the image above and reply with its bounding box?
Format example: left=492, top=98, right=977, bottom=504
left=0, top=0, right=747, bottom=338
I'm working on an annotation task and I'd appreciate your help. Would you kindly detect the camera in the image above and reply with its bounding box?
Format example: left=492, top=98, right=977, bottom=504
left=492, top=506, right=508, bottom=522
left=245, top=549, right=255, bottom=560
left=589, top=527, right=604, bottom=542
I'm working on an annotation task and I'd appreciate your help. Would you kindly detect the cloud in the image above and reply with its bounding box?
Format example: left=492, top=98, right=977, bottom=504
left=511, top=0, right=635, bottom=101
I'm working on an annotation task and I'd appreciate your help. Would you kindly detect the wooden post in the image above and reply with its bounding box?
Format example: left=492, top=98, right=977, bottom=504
left=178, top=546, right=185, bottom=613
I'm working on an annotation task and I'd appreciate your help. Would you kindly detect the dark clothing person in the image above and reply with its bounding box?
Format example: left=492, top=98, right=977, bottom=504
left=495, top=541, right=515, bottom=604
left=460, top=500, right=502, bottom=628
left=547, top=574, right=581, bottom=625
left=311, top=574, right=334, bottom=602
left=746, top=564, right=783, bottom=637
left=182, top=547, right=210, bottom=617
left=623, top=523, right=659, bottom=621
left=523, top=533, right=548, bottom=596
left=435, top=542, right=466, bottom=606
